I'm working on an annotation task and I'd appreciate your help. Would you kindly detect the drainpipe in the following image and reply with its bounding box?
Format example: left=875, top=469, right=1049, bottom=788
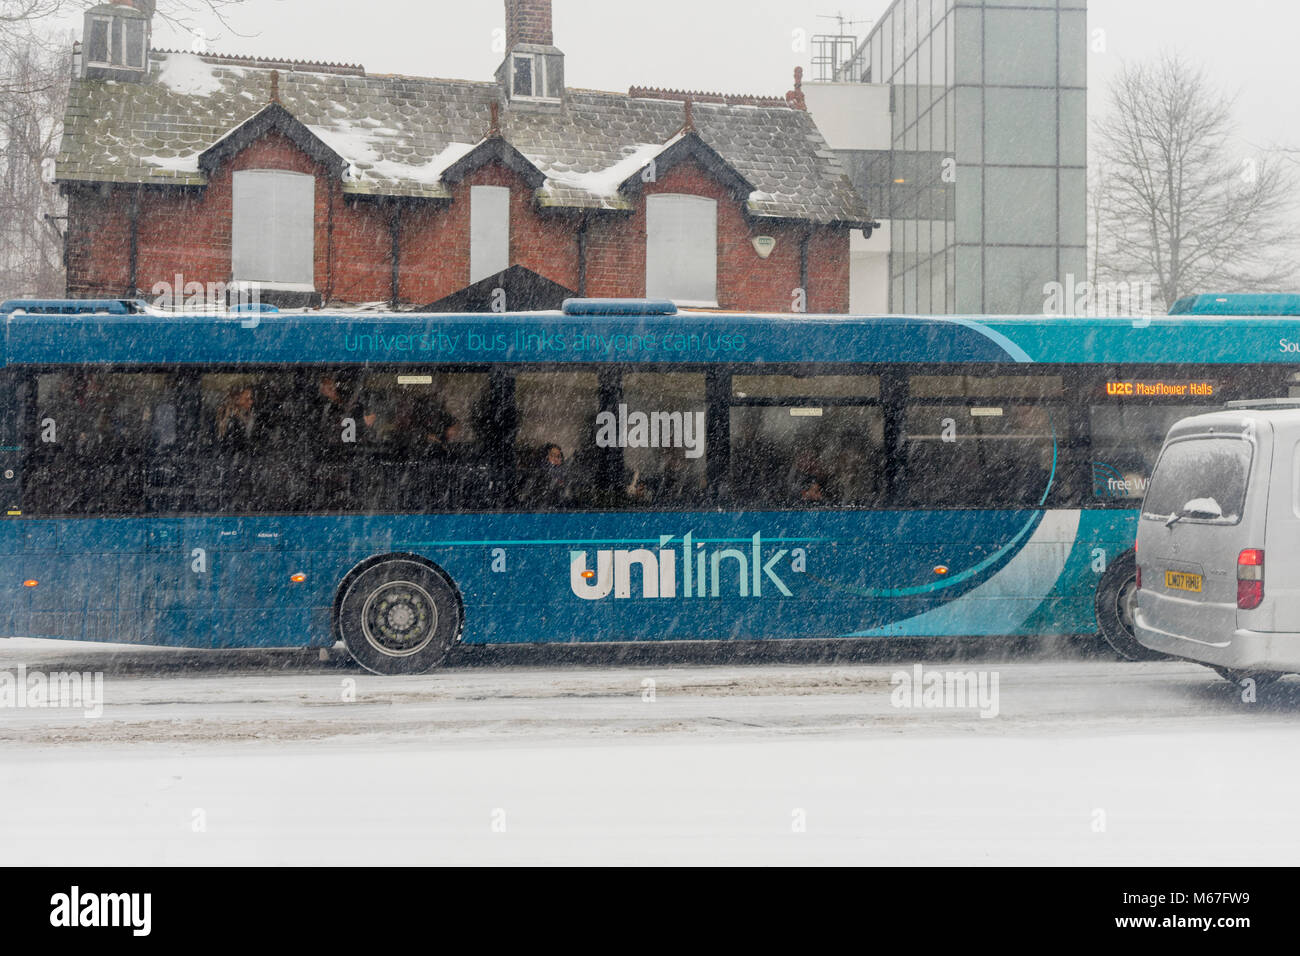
left=325, top=178, right=336, bottom=304
left=577, top=214, right=589, bottom=297
left=389, top=201, right=402, bottom=309
left=799, top=226, right=812, bottom=312
left=128, top=185, right=142, bottom=295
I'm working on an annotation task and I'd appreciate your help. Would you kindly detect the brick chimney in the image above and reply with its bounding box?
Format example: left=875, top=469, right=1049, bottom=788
left=497, top=0, right=564, bottom=103
left=505, top=0, right=553, bottom=48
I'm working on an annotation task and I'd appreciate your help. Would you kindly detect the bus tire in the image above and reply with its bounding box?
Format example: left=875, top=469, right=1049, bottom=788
left=1095, top=550, right=1165, bottom=662
left=336, top=556, right=462, bottom=676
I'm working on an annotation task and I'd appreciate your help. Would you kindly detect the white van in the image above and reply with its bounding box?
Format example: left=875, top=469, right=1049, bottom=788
left=1134, top=401, right=1300, bottom=682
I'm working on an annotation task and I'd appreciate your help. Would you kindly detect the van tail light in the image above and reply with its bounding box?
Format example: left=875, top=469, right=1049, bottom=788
left=1134, top=544, right=1141, bottom=589
left=1238, top=549, right=1265, bottom=610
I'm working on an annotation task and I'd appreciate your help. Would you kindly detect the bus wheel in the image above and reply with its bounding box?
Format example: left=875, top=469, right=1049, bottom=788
left=337, top=557, right=462, bottom=676
left=1095, top=550, right=1165, bottom=662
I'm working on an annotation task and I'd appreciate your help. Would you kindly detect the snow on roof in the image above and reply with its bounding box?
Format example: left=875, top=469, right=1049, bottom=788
left=306, top=123, right=478, bottom=187
left=57, top=51, right=872, bottom=223
left=541, top=141, right=667, bottom=196
left=156, top=52, right=226, bottom=97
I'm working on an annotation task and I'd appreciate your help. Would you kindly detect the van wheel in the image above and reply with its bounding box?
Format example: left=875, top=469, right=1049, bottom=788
left=337, top=557, right=462, bottom=676
left=1095, top=550, right=1165, bottom=661
left=1211, top=667, right=1283, bottom=687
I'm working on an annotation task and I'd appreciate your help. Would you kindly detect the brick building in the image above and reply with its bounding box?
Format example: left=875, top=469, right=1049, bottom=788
left=55, top=0, right=874, bottom=312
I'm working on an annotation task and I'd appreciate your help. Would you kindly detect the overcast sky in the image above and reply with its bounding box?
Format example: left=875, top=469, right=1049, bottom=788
left=50, top=0, right=1300, bottom=153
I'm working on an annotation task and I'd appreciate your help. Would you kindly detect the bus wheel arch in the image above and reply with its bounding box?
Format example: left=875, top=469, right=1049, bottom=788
left=334, top=553, right=464, bottom=676
left=1095, top=549, right=1164, bottom=662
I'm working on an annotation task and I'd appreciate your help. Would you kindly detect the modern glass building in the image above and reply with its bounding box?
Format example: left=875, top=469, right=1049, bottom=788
left=807, top=0, right=1087, bottom=315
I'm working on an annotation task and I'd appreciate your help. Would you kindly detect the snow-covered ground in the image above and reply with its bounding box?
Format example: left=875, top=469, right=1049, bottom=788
left=2, top=637, right=1299, bottom=865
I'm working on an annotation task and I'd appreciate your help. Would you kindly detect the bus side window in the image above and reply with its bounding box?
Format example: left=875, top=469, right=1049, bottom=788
left=902, top=375, right=1063, bottom=510
left=26, top=372, right=181, bottom=516
left=353, top=371, right=493, bottom=514
left=617, top=372, right=708, bottom=510
left=513, top=371, right=602, bottom=511
left=728, top=374, right=885, bottom=510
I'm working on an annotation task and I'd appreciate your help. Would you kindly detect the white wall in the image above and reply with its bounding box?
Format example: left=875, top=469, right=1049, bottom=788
left=801, top=83, right=892, bottom=151
left=849, top=221, right=890, bottom=315
left=803, top=83, right=893, bottom=313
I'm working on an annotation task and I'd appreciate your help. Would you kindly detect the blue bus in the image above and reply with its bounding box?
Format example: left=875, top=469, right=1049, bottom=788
left=0, top=295, right=1296, bottom=674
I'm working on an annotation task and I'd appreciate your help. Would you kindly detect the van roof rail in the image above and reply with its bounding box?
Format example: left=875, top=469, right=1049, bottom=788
left=1224, top=398, right=1300, bottom=411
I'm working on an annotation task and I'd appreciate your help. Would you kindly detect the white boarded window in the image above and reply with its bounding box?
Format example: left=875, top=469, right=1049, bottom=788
left=470, top=185, right=511, bottom=283
left=232, top=170, right=315, bottom=288
left=646, top=194, right=718, bottom=306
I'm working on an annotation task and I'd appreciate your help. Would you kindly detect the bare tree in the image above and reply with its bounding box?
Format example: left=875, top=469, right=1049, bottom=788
left=1094, top=53, right=1298, bottom=310
left=1, top=0, right=250, bottom=39
left=0, top=37, right=68, bottom=299
left=0, top=0, right=252, bottom=298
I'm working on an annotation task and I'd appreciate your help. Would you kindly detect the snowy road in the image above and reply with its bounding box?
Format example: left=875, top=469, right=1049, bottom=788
left=2, top=637, right=1299, bottom=865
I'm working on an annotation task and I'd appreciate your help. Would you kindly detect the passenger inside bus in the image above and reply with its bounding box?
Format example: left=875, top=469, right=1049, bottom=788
left=523, top=443, right=574, bottom=508
left=214, top=385, right=260, bottom=453
left=788, top=449, right=837, bottom=505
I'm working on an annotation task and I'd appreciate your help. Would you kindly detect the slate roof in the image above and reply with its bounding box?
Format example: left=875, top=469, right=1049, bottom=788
left=56, top=50, right=873, bottom=226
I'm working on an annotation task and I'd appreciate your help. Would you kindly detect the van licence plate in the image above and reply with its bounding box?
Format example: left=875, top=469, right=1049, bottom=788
left=1165, top=571, right=1203, bottom=593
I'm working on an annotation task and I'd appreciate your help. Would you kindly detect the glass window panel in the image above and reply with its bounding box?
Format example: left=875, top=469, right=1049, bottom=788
left=1059, top=167, right=1086, bottom=247
left=984, top=9, right=1056, bottom=87
left=892, top=10, right=906, bottom=72
left=730, top=405, right=886, bottom=509
left=351, top=370, right=496, bottom=513
left=515, top=371, right=601, bottom=511
left=902, top=403, right=1057, bottom=507
left=545, top=54, right=564, bottom=99
left=512, top=54, right=534, bottom=97
left=953, top=6, right=982, bottom=85
left=954, top=86, right=982, bottom=164
left=956, top=166, right=982, bottom=244
left=984, top=88, right=1057, bottom=166
left=931, top=254, right=948, bottom=313
left=124, top=18, right=145, bottom=69
left=1059, top=10, right=1087, bottom=87
left=86, top=18, right=110, bottom=63
left=932, top=17, right=948, bottom=91
left=28, top=372, right=183, bottom=515
left=983, top=245, right=1057, bottom=314
left=984, top=166, right=1056, bottom=245
left=619, top=372, right=707, bottom=510
left=955, top=244, right=982, bottom=313
left=1060, top=88, right=1087, bottom=166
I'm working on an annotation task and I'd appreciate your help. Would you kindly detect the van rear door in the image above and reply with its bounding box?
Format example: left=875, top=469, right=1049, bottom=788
left=1137, top=426, right=1265, bottom=644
